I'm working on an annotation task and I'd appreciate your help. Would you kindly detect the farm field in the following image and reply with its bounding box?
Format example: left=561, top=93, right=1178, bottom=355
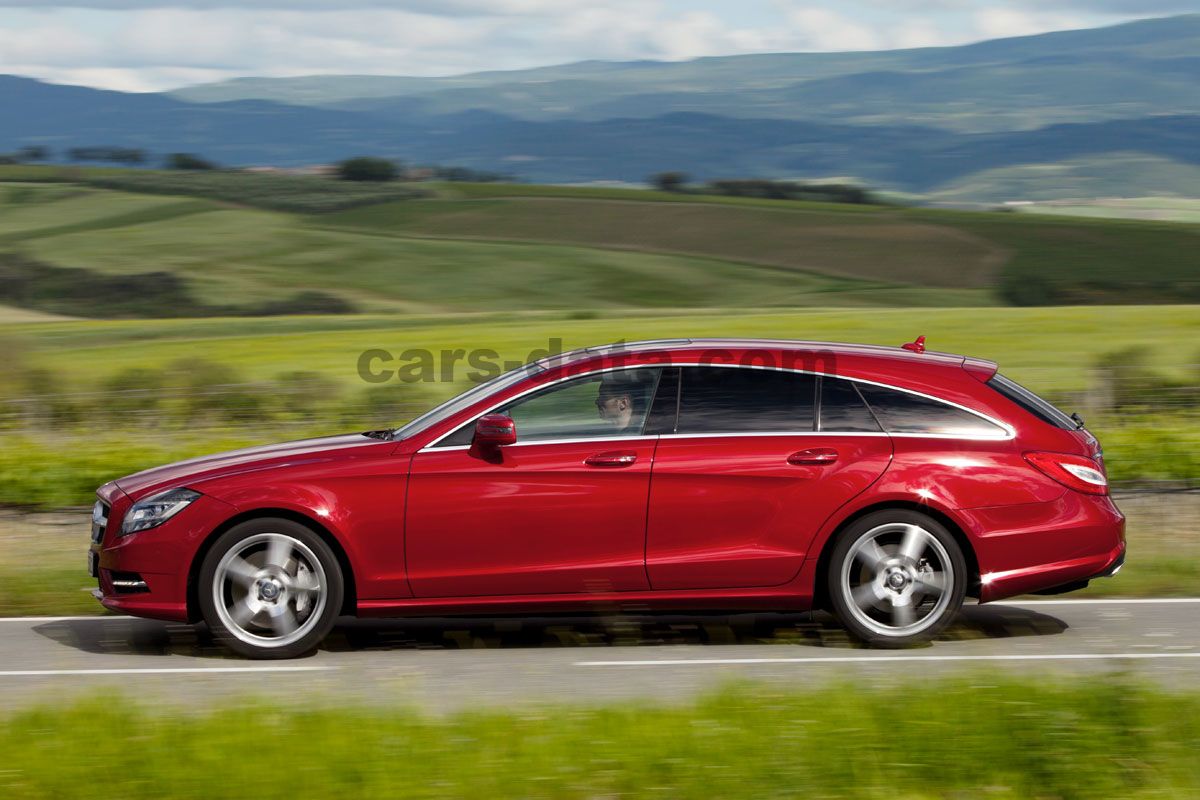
left=6, top=305, right=1198, bottom=392
left=3, top=171, right=1200, bottom=314
left=2, top=305, right=1198, bottom=511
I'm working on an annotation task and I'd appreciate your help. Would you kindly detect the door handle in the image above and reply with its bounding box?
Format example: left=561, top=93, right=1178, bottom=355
left=788, top=447, right=838, bottom=466
left=585, top=451, right=638, bottom=467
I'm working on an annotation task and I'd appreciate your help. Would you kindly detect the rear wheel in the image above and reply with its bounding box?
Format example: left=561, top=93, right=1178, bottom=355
left=828, top=510, right=966, bottom=647
left=198, top=518, right=343, bottom=659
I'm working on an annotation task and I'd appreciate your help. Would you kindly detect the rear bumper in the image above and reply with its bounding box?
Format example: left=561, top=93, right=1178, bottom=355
left=965, top=491, right=1126, bottom=603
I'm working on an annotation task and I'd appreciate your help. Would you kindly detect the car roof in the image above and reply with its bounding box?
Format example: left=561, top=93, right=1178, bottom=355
left=535, top=337, right=972, bottom=371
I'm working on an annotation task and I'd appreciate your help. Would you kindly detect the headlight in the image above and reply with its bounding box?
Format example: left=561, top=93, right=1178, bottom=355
left=120, top=488, right=201, bottom=535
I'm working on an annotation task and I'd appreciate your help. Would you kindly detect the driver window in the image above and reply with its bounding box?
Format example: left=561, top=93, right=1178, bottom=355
left=435, top=368, right=661, bottom=446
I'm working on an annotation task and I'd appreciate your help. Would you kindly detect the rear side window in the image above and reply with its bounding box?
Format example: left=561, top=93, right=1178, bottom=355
left=987, top=374, right=1077, bottom=430
left=819, top=377, right=881, bottom=432
left=856, top=383, right=1007, bottom=438
left=676, top=367, right=815, bottom=434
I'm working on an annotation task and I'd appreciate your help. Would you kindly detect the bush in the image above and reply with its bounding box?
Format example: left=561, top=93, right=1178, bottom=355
left=337, top=157, right=399, bottom=182
left=0, top=252, right=357, bottom=318
left=20, top=367, right=81, bottom=427
left=651, top=171, right=689, bottom=192
left=84, top=170, right=426, bottom=213
left=706, top=179, right=878, bottom=204
left=165, top=153, right=218, bottom=171
left=1091, top=347, right=1197, bottom=413
left=272, top=371, right=342, bottom=422
left=168, top=360, right=270, bottom=423
left=355, top=385, right=428, bottom=428
left=100, top=368, right=164, bottom=419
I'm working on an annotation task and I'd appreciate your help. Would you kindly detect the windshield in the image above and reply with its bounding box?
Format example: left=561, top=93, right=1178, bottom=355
left=389, top=362, right=545, bottom=441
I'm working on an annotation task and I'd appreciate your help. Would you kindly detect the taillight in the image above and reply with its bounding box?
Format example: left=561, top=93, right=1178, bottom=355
left=1024, top=451, right=1108, bottom=495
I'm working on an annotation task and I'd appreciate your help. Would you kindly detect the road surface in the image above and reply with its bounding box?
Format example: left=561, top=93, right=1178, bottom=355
left=1, top=599, right=1198, bottom=711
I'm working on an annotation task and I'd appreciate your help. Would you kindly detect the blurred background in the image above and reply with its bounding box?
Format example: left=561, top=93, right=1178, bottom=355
left=1, top=2, right=1200, bottom=796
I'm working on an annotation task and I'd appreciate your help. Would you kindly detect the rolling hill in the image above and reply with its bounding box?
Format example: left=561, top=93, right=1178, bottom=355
left=172, top=15, right=1200, bottom=133
left=2, top=172, right=1198, bottom=316
left=5, top=15, right=1200, bottom=200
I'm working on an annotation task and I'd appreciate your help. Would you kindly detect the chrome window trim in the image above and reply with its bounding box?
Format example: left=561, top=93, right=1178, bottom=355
left=419, top=362, right=1014, bottom=452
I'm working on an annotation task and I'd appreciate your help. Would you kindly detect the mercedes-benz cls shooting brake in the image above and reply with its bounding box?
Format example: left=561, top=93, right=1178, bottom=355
left=89, top=338, right=1125, bottom=658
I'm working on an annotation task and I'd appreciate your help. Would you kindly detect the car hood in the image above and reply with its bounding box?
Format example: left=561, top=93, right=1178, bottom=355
left=113, top=433, right=389, bottom=500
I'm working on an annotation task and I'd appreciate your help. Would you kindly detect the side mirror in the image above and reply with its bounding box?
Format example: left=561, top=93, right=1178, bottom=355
left=472, top=413, right=517, bottom=448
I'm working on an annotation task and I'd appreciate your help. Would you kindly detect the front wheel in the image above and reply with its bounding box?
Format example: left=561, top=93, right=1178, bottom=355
left=827, top=511, right=966, bottom=647
left=198, top=518, right=343, bottom=659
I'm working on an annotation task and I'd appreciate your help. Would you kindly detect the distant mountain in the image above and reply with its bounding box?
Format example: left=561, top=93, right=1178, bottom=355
left=171, top=15, right=1200, bottom=133
left=5, top=15, right=1200, bottom=200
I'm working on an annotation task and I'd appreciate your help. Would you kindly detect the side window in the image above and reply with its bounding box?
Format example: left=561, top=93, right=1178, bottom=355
left=676, top=367, right=815, bottom=434
left=855, top=383, right=1007, bottom=437
left=987, top=373, right=1077, bottom=430
left=643, top=367, right=680, bottom=435
left=434, top=368, right=661, bottom=446
left=819, top=377, right=881, bottom=432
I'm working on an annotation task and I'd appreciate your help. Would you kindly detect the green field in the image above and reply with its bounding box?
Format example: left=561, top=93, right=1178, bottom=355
left=1, top=306, right=1198, bottom=511
left=3, top=171, right=1200, bottom=313
left=4, top=679, right=1199, bottom=799
left=7, top=306, right=1198, bottom=392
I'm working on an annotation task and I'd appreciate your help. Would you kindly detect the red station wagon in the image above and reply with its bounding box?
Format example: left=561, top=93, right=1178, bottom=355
left=89, top=338, right=1126, bottom=658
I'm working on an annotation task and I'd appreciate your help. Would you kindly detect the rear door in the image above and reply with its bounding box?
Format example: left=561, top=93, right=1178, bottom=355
left=645, top=368, right=893, bottom=590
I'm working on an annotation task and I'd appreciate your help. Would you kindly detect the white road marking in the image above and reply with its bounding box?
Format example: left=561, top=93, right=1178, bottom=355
left=577, top=652, right=1200, bottom=667
left=993, top=598, right=1200, bottom=605
left=0, top=666, right=337, bottom=677
left=0, top=616, right=124, bottom=623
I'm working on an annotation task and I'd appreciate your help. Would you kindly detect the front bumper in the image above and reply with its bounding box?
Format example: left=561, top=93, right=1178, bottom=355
left=89, top=487, right=236, bottom=622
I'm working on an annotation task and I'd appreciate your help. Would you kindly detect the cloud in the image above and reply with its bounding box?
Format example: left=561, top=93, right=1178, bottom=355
left=0, top=0, right=583, bottom=12
left=973, top=7, right=1093, bottom=39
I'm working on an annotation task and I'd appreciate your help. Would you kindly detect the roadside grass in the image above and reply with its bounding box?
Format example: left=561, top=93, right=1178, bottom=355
left=1, top=492, right=1195, bottom=617
left=4, top=679, right=1199, bottom=798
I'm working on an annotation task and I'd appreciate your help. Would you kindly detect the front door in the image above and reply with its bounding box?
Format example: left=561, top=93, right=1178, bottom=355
left=406, top=368, right=664, bottom=597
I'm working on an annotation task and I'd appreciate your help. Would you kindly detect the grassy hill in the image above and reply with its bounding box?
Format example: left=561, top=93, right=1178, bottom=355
left=3, top=172, right=1199, bottom=315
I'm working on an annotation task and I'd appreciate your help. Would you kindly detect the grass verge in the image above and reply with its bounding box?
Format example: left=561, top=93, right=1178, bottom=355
left=3, top=679, right=1199, bottom=799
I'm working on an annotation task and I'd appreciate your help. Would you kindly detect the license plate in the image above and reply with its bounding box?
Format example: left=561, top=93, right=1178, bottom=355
left=87, top=549, right=98, bottom=578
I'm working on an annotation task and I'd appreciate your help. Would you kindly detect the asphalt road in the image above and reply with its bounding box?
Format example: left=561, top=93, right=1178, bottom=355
left=1, top=599, right=1198, bottom=712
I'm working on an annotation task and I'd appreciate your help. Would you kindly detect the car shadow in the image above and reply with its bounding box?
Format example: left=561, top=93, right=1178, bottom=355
left=33, top=603, right=1067, bottom=658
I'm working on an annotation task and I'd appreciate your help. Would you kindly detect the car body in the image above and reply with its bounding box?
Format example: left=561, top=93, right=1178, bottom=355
left=89, top=338, right=1125, bottom=657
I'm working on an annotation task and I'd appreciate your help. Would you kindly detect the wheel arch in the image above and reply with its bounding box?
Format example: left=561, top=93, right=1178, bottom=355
left=186, top=507, right=358, bottom=623
left=810, top=501, right=980, bottom=610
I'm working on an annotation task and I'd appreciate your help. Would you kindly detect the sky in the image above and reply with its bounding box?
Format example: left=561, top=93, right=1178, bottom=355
left=0, top=1, right=1197, bottom=93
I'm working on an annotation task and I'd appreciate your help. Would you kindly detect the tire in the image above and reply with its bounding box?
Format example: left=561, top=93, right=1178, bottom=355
left=198, top=518, right=344, bottom=659
left=827, top=510, right=966, bottom=648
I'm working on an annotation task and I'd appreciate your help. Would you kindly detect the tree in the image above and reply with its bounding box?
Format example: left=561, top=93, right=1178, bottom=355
left=67, top=146, right=146, bottom=164
left=165, top=152, right=217, bottom=170
left=17, top=145, right=50, bottom=162
left=651, top=172, right=689, bottom=192
left=337, top=156, right=400, bottom=182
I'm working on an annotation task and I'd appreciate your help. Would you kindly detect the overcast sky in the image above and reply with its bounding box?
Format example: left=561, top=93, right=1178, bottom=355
left=0, top=1, right=1196, bottom=92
